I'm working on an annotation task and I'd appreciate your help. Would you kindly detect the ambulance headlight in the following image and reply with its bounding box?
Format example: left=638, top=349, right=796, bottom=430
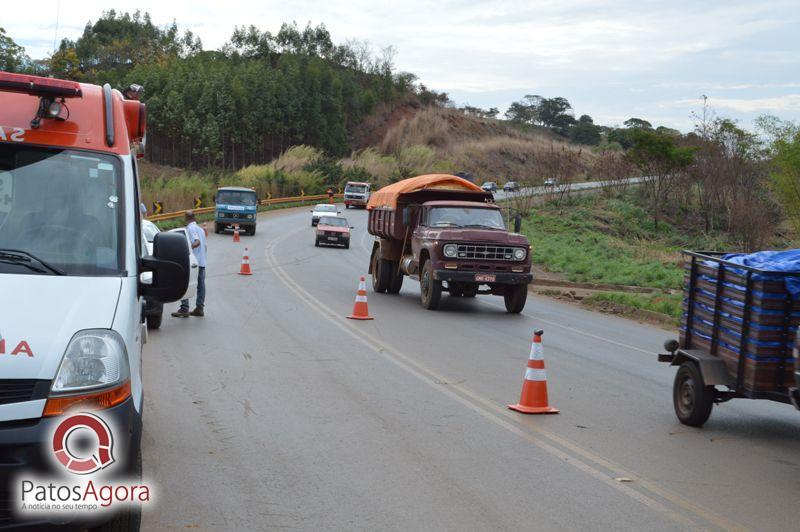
left=52, top=330, right=130, bottom=393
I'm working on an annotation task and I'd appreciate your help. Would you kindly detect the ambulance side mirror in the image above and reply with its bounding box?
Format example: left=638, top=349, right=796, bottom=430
left=139, top=232, right=190, bottom=303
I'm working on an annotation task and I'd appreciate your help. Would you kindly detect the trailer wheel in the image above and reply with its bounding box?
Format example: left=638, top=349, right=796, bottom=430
left=673, top=362, right=714, bottom=427
left=371, top=251, right=390, bottom=293
left=420, top=260, right=442, bottom=310
left=504, top=284, right=527, bottom=313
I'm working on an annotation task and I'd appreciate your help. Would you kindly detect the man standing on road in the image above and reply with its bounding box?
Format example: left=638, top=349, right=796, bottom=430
left=172, top=210, right=207, bottom=318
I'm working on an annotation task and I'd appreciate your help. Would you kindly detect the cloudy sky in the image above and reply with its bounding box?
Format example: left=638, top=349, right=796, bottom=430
left=5, top=0, right=800, bottom=131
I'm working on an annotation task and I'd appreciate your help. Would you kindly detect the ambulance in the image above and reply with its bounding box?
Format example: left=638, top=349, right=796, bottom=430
left=0, top=72, right=189, bottom=530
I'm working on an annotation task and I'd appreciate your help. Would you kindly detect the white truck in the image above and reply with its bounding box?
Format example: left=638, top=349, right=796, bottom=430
left=0, top=72, right=189, bottom=530
left=344, top=181, right=371, bottom=209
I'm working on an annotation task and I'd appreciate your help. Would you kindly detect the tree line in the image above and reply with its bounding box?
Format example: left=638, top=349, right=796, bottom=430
left=1, top=12, right=446, bottom=169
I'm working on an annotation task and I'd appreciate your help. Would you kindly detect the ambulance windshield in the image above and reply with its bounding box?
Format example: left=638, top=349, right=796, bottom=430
left=0, top=144, right=124, bottom=275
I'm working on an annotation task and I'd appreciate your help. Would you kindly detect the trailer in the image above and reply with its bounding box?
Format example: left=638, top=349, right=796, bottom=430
left=659, top=250, right=800, bottom=426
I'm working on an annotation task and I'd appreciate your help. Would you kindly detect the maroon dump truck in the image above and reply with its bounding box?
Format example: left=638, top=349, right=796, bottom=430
left=367, top=174, right=533, bottom=312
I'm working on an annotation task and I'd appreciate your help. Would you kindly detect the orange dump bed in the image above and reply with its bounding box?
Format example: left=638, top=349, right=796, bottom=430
left=367, top=174, right=484, bottom=211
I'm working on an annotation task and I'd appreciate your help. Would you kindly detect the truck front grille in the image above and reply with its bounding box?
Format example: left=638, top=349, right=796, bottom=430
left=456, top=243, right=517, bottom=261
left=0, top=380, right=50, bottom=406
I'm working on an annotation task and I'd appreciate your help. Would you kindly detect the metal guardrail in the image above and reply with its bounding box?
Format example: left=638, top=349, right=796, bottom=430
left=147, top=194, right=343, bottom=222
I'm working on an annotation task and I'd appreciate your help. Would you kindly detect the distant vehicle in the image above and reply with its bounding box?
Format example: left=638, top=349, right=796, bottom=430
left=141, top=221, right=199, bottom=330
left=315, top=216, right=353, bottom=248
left=311, top=203, right=339, bottom=226
left=503, top=181, right=519, bottom=192
left=543, top=178, right=557, bottom=187
left=344, top=181, right=371, bottom=209
left=454, top=171, right=475, bottom=183
left=481, top=181, right=498, bottom=192
left=367, top=174, right=532, bottom=313
left=215, top=186, right=258, bottom=235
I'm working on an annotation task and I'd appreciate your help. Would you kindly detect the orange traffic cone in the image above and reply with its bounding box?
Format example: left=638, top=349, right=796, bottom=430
left=233, top=225, right=241, bottom=243
left=238, top=247, right=253, bottom=276
left=347, top=276, right=374, bottom=320
left=508, top=330, right=559, bottom=414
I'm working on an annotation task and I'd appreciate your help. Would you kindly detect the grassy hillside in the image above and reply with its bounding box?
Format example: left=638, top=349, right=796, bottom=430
left=520, top=192, right=738, bottom=319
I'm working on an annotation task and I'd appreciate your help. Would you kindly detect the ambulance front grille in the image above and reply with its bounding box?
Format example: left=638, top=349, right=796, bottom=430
left=0, top=380, right=51, bottom=406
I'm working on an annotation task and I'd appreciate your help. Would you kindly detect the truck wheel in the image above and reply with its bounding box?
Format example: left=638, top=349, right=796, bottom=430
left=462, top=284, right=478, bottom=298
left=371, top=252, right=390, bottom=293
left=214, top=223, right=222, bottom=234
left=387, top=263, right=403, bottom=294
left=249, top=225, right=256, bottom=236
left=673, top=362, right=714, bottom=427
left=146, top=309, right=163, bottom=330
left=420, top=260, right=442, bottom=310
left=503, top=284, right=527, bottom=313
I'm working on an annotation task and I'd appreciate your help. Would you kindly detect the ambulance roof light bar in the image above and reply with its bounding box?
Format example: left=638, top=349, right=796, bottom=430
left=0, top=72, right=82, bottom=98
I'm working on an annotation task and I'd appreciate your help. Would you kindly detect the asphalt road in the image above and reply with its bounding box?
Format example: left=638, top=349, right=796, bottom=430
left=141, top=204, right=800, bottom=532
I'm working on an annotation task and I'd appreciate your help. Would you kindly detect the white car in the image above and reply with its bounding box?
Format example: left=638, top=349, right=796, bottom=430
left=544, top=178, right=557, bottom=187
left=140, top=221, right=198, bottom=329
left=311, top=203, right=340, bottom=226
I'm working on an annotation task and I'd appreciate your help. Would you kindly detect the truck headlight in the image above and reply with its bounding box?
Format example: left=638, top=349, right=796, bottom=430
left=513, top=248, right=526, bottom=260
left=52, top=330, right=130, bottom=393
left=247, top=214, right=254, bottom=219
left=443, top=244, right=457, bottom=258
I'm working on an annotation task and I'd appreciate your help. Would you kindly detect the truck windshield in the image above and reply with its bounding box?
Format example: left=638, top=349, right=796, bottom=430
left=428, top=207, right=506, bottom=230
left=345, top=184, right=367, bottom=194
left=217, top=190, right=256, bottom=206
left=0, top=144, right=124, bottom=276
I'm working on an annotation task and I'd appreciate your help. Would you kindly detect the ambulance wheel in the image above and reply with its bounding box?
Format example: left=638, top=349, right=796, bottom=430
left=89, top=448, right=141, bottom=531
left=673, top=362, right=714, bottom=427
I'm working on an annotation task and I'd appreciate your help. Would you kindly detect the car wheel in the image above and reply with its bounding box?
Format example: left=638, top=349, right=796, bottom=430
left=315, top=238, right=320, bottom=247
left=344, top=240, right=350, bottom=249
left=371, top=251, right=390, bottom=293
left=503, top=284, right=527, bottom=313
left=420, top=260, right=442, bottom=310
left=146, top=309, right=163, bottom=330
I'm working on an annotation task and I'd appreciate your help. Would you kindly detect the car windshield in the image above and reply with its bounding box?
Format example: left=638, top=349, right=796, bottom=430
left=217, top=190, right=256, bottom=206
left=345, top=184, right=367, bottom=193
left=316, top=204, right=337, bottom=212
left=319, top=216, right=347, bottom=227
left=142, top=220, right=160, bottom=243
left=428, top=207, right=506, bottom=229
left=0, top=145, right=124, bottom=276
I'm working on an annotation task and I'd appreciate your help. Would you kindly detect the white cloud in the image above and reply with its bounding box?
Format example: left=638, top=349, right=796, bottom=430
left=673, top=95, right=800, bottom=113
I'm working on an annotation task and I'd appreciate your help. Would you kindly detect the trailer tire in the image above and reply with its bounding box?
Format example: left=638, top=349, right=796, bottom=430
left=420, top=260, right=442, bottom=310
left=371, top=251, right=390, bottom=293
left=504, top=284, right=527, bottom=313
left=673, top=362, right=714, bottom=427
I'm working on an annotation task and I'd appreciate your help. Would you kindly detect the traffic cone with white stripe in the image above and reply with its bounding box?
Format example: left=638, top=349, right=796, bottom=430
left=508, top=330, right=559, bottom=414
left=347, top=276, right=374, bottom=320
left=233, top=224, right=241, bottom=243
left=238, top=247, right=253, bottom=275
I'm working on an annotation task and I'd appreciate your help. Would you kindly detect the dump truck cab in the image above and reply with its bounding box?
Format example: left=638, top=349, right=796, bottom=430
left=214, top=186, right=258, bottom=235
left=0, top=72, right=188, bottom=530
left=368, top=174, right=532, bottom=313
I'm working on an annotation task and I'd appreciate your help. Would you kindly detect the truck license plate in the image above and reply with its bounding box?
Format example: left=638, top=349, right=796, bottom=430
left=475, top=274, right=496, bottom=283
